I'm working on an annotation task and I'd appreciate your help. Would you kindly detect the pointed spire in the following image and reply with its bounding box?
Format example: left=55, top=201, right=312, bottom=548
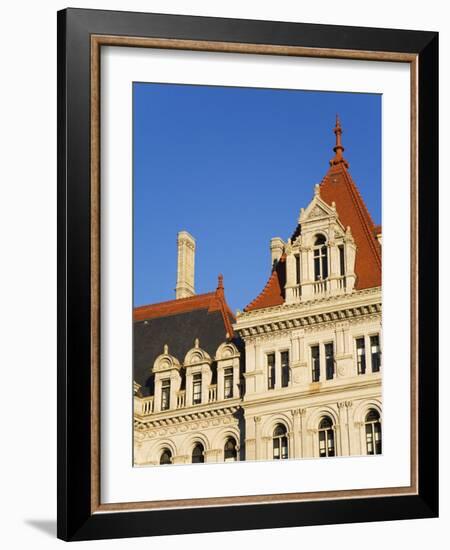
left=217, top=274, right=224, bottom=290
left=330, top=114, right=349, bottom=168
left=215, top=274, right=224, bottom=298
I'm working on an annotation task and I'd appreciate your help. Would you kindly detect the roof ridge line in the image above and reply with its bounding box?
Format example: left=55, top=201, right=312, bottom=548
left=134, top=291, right=216, bottom=312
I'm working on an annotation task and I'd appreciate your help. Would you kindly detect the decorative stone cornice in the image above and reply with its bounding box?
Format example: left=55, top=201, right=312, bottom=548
left=135, top=404, right=241, bottom=431
left=237, top=300, right=381, bottom=343
left=236, top=286, right=381, bottom=324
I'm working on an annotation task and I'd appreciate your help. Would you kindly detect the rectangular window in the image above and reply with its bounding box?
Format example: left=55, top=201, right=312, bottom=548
left=161, top=378, right=171, bottom=411
left=224, top=367, right=233, bottom=399
left=356, top=337, right=366, bottom=374
left=267, top=353, right=275, bottom=389
left=325, top=343, right=334, bottom=380
left=370, top=335, right=381, bottom=372
left=281, top=351, right=290, bottom=387
left=295, top=254, right=301, bottom=285
left=339, top=245, right=345, bottom=276
left=314, top=252, right=321, bottom=281
left=322, top=252, right=328, bottom=280
left=311, top=345, right=320, bottom=382
left=192, top=373, right=202, bottom=404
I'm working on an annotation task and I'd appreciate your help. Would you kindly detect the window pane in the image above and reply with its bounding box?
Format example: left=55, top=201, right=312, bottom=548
left=356, top=337, right=366, bottom=374
left=339, top=245, right=345, bottom=276
left=295, top=254, right=301, bottom=285
left=314, top=256, right=321, bottom=280
left=311, top=345, right=320, bottom=382
left=273, top=438, right=280, bottom=459
left=192, top=443, right=204, bottom=463
left=365, top=423, right=374, bottom=455
left=281, top=351, right=290, bottom=387
left=160, top=449, right=172, bottom=465
left=319, top=431, right=326, bottom=457
left=192, top=373, right=202, bottom=404
left=315, top=234, right=326, bottom=246
left=224, top=367, right=233, bottom=399
left=365, top=409, right=380, bottom=423
left=274, top=424, right=287, bottom=437
left=371, top=334, right=381, bottom=372
left=374, top=423, right=382, bottom=454
left=319, top=416, right=332, bottom=430
left=224, top=437, right=237, bottom=461
left=161, top=379, right=170, bottom=410
left=267, top=353, right=275, bottom=389
left=322, top=247, right=328, bottom=279
left=327, top=430, right=335, bottom=456
left=325, top=343, right=334, bottom=380
left=281, top=437, right=288, bottom=459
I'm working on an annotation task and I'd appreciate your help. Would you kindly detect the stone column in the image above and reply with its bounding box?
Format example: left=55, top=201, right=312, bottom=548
left=285, top=252, right=297, bottom=304
left=254, top=416, right=262, bottom=460
left=262, top=436, right=272, bottom=460
left=300, top=247, right=314, bottom=300
left=204, top=449, right=221, bottom=463
left=319, top=343, right=326, bottom=382
left=172, top=454, right=189, bottom=465
left=290, top=331, right=306, bottom=387
left=335, top=322, right=353, bottom=378
left=355, top=421, right=365, bottom=456
left=337, top=401, right=352, bottom=456
left=328, top=243, right=339, bottom=293
left=153, top=378, right=162, bottom=413
left=299, top=408, right=307, bottom=458
left=308, top=428, right=318, bottom=458
left=275, top=350, right=282, bottom=390
left=291, top=409, right=301, bottom=458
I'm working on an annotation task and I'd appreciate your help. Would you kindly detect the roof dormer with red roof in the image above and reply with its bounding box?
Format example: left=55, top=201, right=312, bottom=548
left=244, top=117, right=381, bottom=312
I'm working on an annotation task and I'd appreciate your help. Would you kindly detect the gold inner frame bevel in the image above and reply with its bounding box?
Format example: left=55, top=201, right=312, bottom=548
left=90, top=35, right=419, bottom=514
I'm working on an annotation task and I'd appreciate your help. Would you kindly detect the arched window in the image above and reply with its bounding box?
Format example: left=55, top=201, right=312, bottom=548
left=159, top=448, right=172, bottom=465
left=314, top=234, right=328, bottom=281
left=224, top=437, right=238, bottom=462
left=365, top=409, right=382, bottom=455
left=192, top=443, right=205, bottom=464
left=318, top=416, right=335, bottom=457
left=272, top=424, right=288, bottom=460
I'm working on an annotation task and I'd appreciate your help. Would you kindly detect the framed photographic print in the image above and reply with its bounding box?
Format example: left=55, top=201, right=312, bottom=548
left=57, top=8, right=438, bottom=541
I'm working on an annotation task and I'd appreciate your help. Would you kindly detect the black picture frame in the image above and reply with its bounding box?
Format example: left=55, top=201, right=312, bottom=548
left=57, top=7, right=438, bottom=542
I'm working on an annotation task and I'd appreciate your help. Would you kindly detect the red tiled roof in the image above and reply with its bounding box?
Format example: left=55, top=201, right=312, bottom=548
left=134, top=275, right=235, bottom=336
left=245, top=118, right=381, bottom=312
left=244, top=255, right=286, bottom=311
left=320, top=162, right=381, bottom=290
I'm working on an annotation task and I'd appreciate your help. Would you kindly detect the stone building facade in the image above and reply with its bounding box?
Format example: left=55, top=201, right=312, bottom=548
left=133, top=118, right=382, bottom=466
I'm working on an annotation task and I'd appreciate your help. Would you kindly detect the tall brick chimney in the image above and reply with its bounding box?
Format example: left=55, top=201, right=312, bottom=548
left=175, top=231, right=196, bottom=299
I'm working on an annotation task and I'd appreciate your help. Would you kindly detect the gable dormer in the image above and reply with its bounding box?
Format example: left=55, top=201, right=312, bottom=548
left=284, top=184, right=356, bottom=304
left=152, top=344, right=182, bottom=412
left=184, top=339, right=213, bottom=407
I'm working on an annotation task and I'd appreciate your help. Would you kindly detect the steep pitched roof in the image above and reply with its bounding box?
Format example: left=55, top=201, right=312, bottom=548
left=134, top=277, right=236, bottom=396
left=244, top=117, right=381, bottom=312
left=244, top=255, right=286, bottom=311
left=320, top=163, right=381, bottom=290
left=320, top=116, right=381, bottom=290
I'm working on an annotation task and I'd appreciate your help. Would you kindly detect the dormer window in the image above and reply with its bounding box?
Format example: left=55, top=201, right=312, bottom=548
left=314, top=234, right=328, bottom=280
left=224, top=367, right=233, bottom=399
left=161, top=378, right=171, bottom=411
left=192, top=373, right=202, bottom=405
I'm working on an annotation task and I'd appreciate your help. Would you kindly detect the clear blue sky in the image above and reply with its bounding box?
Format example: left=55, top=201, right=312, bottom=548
left=133, top=83, right=381, bottom=312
